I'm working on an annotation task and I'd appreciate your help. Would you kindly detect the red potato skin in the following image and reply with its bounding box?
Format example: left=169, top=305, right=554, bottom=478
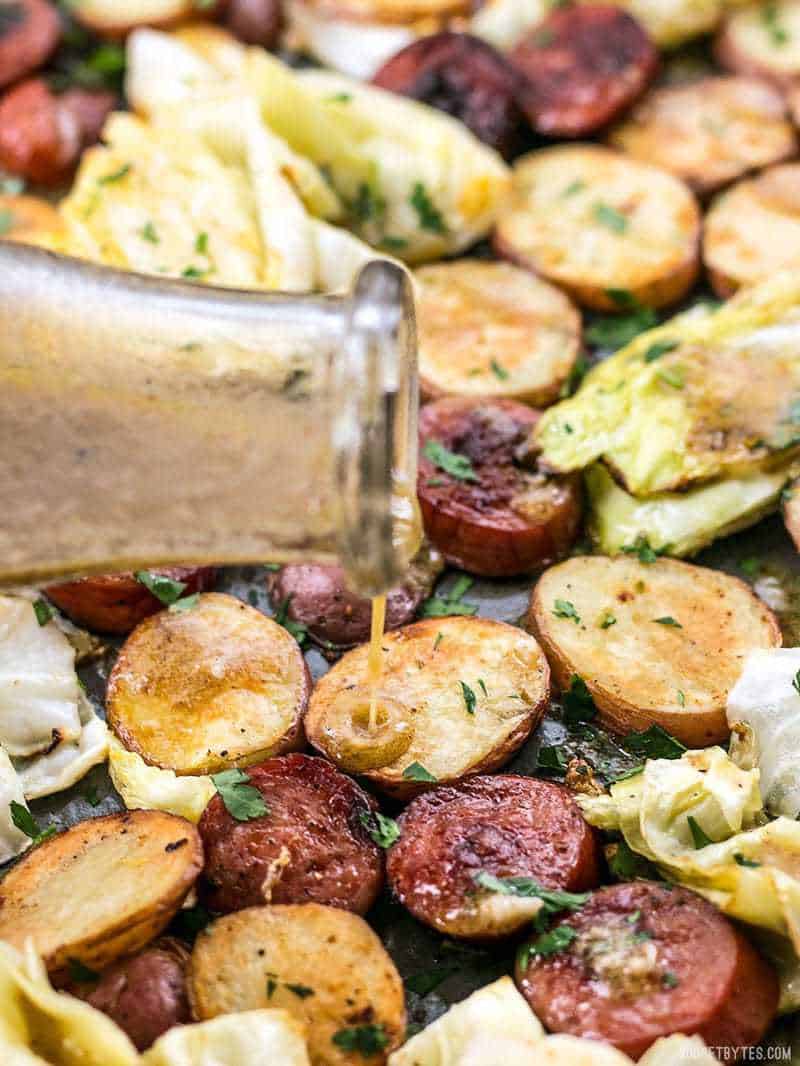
left=0, top=78, right=116, bottom=186
left=418, top=397, right=582, bottom=578
left=45, top=567, right=217, bottom=635
left=198, top=753, right=385, bottom=915
left=516, top=881, right=779, bottom=1059
left=0, top=0, right=60, bottom=90
left=511, top=4, right=659, bottom=137
left=80, top=939, right=191, bottom=1052
left=372, top=32, right=526, bottom=159
left=386, top=775, right=602, bottom=938
left=221, top=0, right=283, bottom=47
left=266, top=563, right=426, bottom=655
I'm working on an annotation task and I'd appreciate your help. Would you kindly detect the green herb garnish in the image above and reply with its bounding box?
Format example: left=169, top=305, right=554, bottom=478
left=135, top=571, right=187, bottom=606
left=423, top=439, right=478, bottom=481
left=419, top=574, right=478, bottom=618
left=553, top=599, right=581, bottom=624
left=653, top=616, right=682, bottom=628
left=274, top=595, right=308, bottom=647
left=358, top=809, right=400, bottom=849
left=461, top=680, right=477, bottom=715
left=622, top=724, right=686, bottom=760
left=402, top=761, right=437, bottom=783
left=10, top=802, right=56, bottom=846
left=332, top=1024, right=390, bottom=1055
left=687, top=815, right=714, bottom=850
left=33, top=598, right=54, bottom=626
left=210, top=768, right=269, bottom=822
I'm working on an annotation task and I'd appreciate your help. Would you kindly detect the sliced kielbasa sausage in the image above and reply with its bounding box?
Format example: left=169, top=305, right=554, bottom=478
left=81, top=938, right=191, bottom=1052
left=58, top=87, right=116, bottom=147
left=46, top=567, right=217, bottom=634
left=418, top=397, right=581, bottom=578
left=372, top=32, right=526, bottom=158
left=510, top=4, right=658, bottom=138
left=198, top=753, right=385, bottom=915
left=222, top=0, right=283, bottom=47
left=515, top=881, right=779, bottom=1059
left=386, top=775, right=601, bottom=940
left=0, top=0, right=60, bottom=91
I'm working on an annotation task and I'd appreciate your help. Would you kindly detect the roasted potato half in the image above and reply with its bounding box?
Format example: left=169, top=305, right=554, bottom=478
left=106, top=593, right=309, bottom=775
left=608, top=77, right=797, bottom=197
left=0, top=811, right=202, bottom=982
left=305, top=616, right=550, bottom=799
left=415, top=260, right=582, bottom=407
left=494, top=145, right=700, bottom=312
left=716, top=1, right=800, bottom=87
left=69, top=0, right=220, bottom=36
left=783, top=477, right=800, bottom=552
left=190, top=903, right=406, bottom=1066
left=0, top=194, right=65, bottom=248
left=703, top=164, right=800, bottom=297
left=529, top=555, right=781, bottom=747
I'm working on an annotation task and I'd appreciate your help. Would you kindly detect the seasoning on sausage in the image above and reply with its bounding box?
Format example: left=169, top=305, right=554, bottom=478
left=0, top=0, right=60, bottom=91
left=198, top=753, right=385, bottom=915
left=511, top=4, right=658, bottom=137
left=417, top=397, right=581, bottom=578
left=386, top=775, right=601, bottom=939
left=515, top=881, right=779, bottom=1059
left=372, top=32, right=526, bottom=158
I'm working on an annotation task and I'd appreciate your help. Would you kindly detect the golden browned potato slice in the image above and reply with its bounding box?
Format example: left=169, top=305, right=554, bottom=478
left=783, top=476, right=800, bottom=551
left=415, top=260, right=582, bottom=407
left=0, top=811, right=202, bottom=982
left=716, top=1, right=800, bottom=87
left=704, top=164, right=800, bottom=297
left=0, top=194, right=65, bottom=248
left=106, top=593, right=309, bottom=776
left=190, top=904, right=406, bottom=1066
left=493, top=145, right=700, bottom=312
left=298, top=0, right=468, bottom=24
left=305, top=616, right=550, bottom=799
left=528, top=555, right=781, bottom=747
left=70, top=0, right=220, bottom=36
left=608, top=76, right=797, bottom=197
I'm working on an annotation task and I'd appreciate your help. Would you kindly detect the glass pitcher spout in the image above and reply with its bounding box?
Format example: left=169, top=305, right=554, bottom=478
left=0, top=244, right=419, bottom=596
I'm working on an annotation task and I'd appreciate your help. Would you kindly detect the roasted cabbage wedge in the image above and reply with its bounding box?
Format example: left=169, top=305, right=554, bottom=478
left=536, top=273, right=800, bottom=498
left=107, top=736, right=214, bottom=823
left=579, top=745, right=800, bottom=1008
left=141, top=1010, right=311, bottom=1066
left=126, top=27, right=510, bottom=265
left=387, top=976, right=717, bottom=1065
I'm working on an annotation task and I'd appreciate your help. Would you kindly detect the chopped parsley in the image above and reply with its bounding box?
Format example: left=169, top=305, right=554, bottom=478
left=182, top=265, right=208, bottom=279
left=433, top=631, right=444, bottom=650
left=553, top=599, right=581, bottom=624
left=519, top=925, right=578, bottom=967
left=10, top=802, right=56, bottom=846
left=169, top=593, right=199, bottom=613
left=352, top=182, right=386, bottom=224
left=286, top=983, right=314, bottom=999
left=409, top=182, right=447, bottom=234
left=419, top=574, right=478, bottom=618
left=621, top=724, right=686, bottom=760
left=643, top=339, right=678, bottom=363
left=490, top=358, right=509, bottom=381
left=653, top=616, right=682, bottom=628
left=98, top=163, right=131, bottom=185
left=135, top=570, right=187, bottom=606
left=195, top=231, right=209, bottom=255
left=687, top=815, right=714, bottom=850
left=657, top=365, right=685, bottom=390
left=599, top=609, right=617, bottom=629
left=793, top=669, right=800, bottom=697
left=621, top=534, right=663, bottom=564
left=379, top=235, right=409, bottom=251
left=404, top=966, right=455, bottom=995
left=274, top=595, right=308, bottom=647
left=537, top=745, right=568, bottom=772
left=332, top=1024, right=390, bottom=1055
left=473, top=871, right=589, bottom=928
left=423, top=439, right=478, bottom=482
left=210, top=768, right=268, bottom=822
left=593, top=202, right=628, bottom=234
left=607, top=839, right=656, bottom=881
left=677, top=689, right=686, bottom=707
left=460, top=680, right=477, bottom=715
left=662, top=971, right=680, bottom=989
left=358, top=809, right=400, bottom=849
left=562, top=675, right=596, bottom=726
left=68, top=958, right=99, bottom=983
left=585, top=291, right=658, bottom=350
left=402, top=761, right=437, bottom=783
left=734, top=853, right=761, bottom=869
left=326, top=92, right=352, bottom=103
left=32, top=598, right=54, bottom=626
left=140, top=220, right=159, bottom=244
left=563, top=179, right=586, bottom=198
left=762, top=0, right=790, bottom=45
left=739, top=557, right=761, bottom=578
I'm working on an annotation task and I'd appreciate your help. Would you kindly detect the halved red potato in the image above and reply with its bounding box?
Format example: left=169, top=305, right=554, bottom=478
left=106, top=592, right=309, bottom=775
left=703, top=164, right=800, bottom=297
left=716, top=1, right=800, bottom=88
left=386, top=775, right=601, bottom=940
left=190, top=904, right=406, bottom=1066
left=0, top=811, right=202, bottom=983
left=0, top=193, right=65, bottom=247
left=511, top=4, right=659, bottom=138
left=608, top=76, right=797, bottom=197
left=783, top=476, right=800, bottom=552
left=528, top=555, right=781, bottom=747
left=70, top=0, right=222, bottom=37
left=418, top=397, right=581, bottom=577
left=372, top=32, right=525, bottom=158
left=415, top=261, right=582, bottom=408
left=0, top=0, right=60, bottom=90
left=494, top=145, right=700, bottom=312
left=266, top=545, right=442, bottom=656
left=46, top=566, right=217, bottom=635
left=305, top=615, right=550, bottom=800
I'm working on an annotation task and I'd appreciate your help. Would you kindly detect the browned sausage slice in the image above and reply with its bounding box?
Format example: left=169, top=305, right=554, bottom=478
left=79, top=938, right=191, bottom=1052
left=0, top=0, right=60, bottom=90
left=59, top=87, right=117, bottom=148
left=372, top=32, right=526, bottom=158
left=516, top=881, right=779, bottom=1059
left=222, top=0, right=283, bottom=47
left=46, top=567, right=217, bottom=634
left=0, top=78, right=81, bottom=186
left=418, top=397, right=581, bottom=578
left=386, top=775, right=601, bottom=939
left=511, top=4, right=658, bottom=138
left=198, top=753, right=385, bottom=915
